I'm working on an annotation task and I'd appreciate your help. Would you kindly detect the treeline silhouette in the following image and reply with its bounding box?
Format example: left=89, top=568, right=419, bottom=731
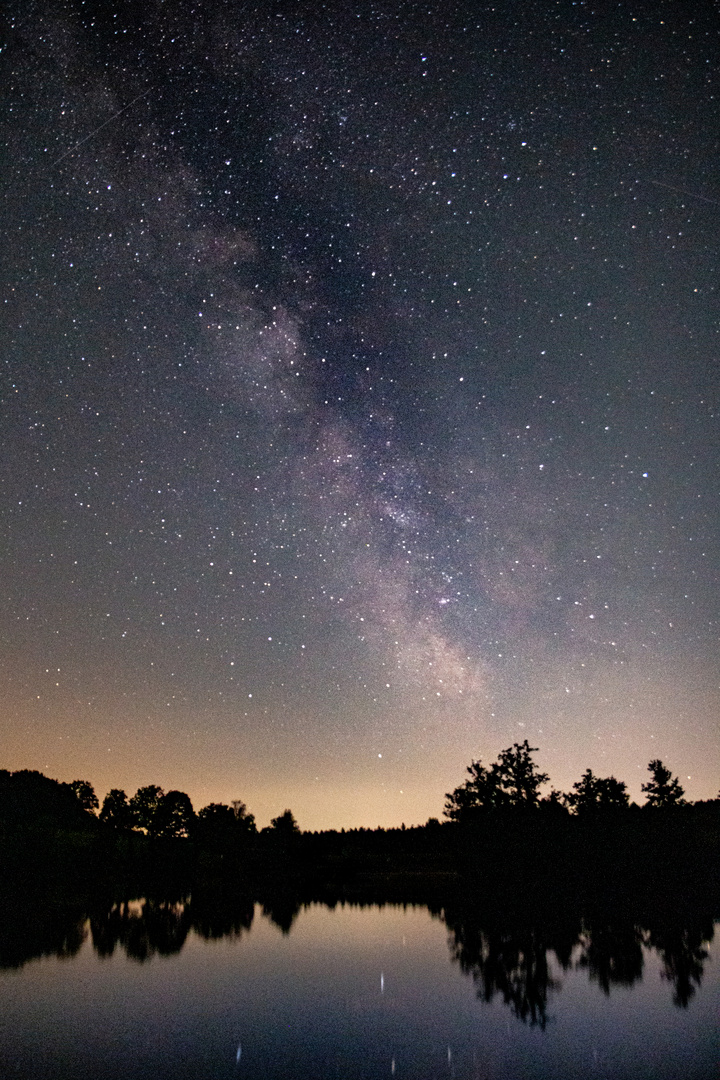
left=1, top=746, right=718, bottom=896
left=443, top=742, right=690, bottom=818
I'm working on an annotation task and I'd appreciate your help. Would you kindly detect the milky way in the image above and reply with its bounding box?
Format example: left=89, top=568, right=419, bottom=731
left=1, top=0, right=718, bottom=827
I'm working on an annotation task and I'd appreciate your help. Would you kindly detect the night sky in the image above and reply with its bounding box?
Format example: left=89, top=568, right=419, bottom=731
left=2, top=0, right=718, bottom=829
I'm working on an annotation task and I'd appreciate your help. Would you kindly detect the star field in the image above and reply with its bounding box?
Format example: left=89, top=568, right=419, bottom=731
left=1, top=0, right=718, bottom=827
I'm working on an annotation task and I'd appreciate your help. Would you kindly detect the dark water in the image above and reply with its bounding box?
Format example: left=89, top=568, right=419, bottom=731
left=0, top=896, right=717, bottom=1079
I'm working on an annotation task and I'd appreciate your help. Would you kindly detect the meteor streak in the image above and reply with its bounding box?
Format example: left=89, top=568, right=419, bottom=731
left=648, top=179, right=718, bottom=205
left=49, top=87, right=152, bottom=166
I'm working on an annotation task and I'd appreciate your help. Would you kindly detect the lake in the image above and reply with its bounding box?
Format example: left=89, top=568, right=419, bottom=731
left=0, top=894, right=717, bottom=1079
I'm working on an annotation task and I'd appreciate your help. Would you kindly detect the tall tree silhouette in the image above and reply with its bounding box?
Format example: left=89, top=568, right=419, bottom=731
left=99, top=788, right=133, bottom=830
left=641, top=760, right=686, bottom=807
left=495, top=741, right=550, bottom=807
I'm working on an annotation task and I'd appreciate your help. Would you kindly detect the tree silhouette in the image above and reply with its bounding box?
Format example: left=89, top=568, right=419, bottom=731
left=270, top=808, right=299, bottom=834
left=129, top=785, right=165, bottom=836
left=444, top=758, right=499, bottom=820
left=153, top=790, right=195, bottom=840
left=539, top=789, right=567, bottom=813
left=99, top=788, right=133, bottom=830
left=230, top=799, right=256, bottom=831
left=197, top=801, right=256, bottom=835
left=198, top=802, right=236, bottom=827
left=445, top=741, right=549, bottom=821
left=0, top=769, right=95, bottom=828
left=564, top=769, right=629, bottom=813
left=194, top=802, right=256, bottom=862
left=495, top=741, right=550, bottom=807
left=641, top=759, right=686, bottom=808
left=67, top=780, right=99, bottom=813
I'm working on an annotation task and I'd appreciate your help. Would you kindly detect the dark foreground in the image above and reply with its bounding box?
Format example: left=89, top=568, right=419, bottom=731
left=1, top=869, right=719, bottom=1080
left=2, top=797, right=719, bottom=1079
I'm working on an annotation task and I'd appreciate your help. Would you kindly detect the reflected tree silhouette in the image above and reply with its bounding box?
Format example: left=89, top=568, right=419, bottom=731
left=131, top=899, right=192, bottom=960
left=453, top=925, right=559, bottom=1027
left=0, top=907, right=88, bottom=969
left=90, top=898, right=192, bottom=962
left=440, top=897, right=718, bottom=1026
left=576, top=920, right=644, bottom=994
left=644, top=919, right=714, bottom=1007
left=262, top=894, right=302, bottom=935
left=190, top=891, right=255, bottom=941
left=90, top=903, right=127, bottom=959
left=443, top=904, right=571, bottom=1028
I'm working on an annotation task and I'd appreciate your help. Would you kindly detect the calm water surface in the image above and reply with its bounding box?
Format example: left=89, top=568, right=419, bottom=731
left=0, top=900, right=717, bottom=1079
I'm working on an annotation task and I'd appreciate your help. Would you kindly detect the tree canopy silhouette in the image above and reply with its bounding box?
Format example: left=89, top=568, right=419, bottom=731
left=197, top=801, right=256, bottom=833
left=0, top=769, right=97, bottom=829
left=129, top=785, right=165, bottom=836
left=67, top=780, right=99, bottom=812
left=153, top=791, right=195, bottom=840
left=564, top=769, right=629, bottom=813
left=270, top=808, right=300, bottom=834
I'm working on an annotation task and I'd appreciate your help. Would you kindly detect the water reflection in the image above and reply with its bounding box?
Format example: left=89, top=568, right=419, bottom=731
left=645, top=921, right=711, bottom=1007
left=447, top=916, right=560, bottom=1028
left=261, top=894, right=301, bottom=935
left=0, top=891, right=90, bottom=969
left=442, top=897, right=714, bottom=1026
left=0, top=889, right=717, bottom=1080
left=0, top=885, right=714, bottom=1023
left=91, top=899, right=193, bottom=961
